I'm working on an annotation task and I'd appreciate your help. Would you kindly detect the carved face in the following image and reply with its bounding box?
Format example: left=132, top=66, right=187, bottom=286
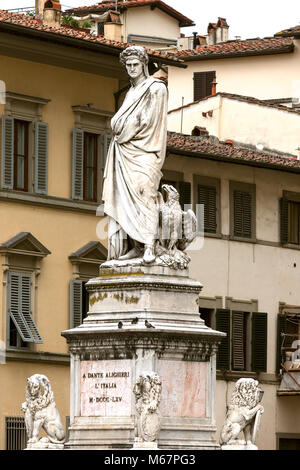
left=125, top=57, right=144, bottom=80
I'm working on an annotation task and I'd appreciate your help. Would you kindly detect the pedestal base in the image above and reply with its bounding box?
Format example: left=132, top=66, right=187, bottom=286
left=221, top=441, right=258, bottom=451
left=62, top=266, right=225, bottom=450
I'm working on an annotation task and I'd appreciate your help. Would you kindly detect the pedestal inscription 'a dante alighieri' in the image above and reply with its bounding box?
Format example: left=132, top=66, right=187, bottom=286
left=102, top=46, right=197, bottom=270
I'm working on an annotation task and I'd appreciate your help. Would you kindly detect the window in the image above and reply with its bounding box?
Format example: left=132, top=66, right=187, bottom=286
left=6, top=417, right=27, bottom=450
left=13, top=120, right=29, bottom=191
left=0, top=232, right=50, bottom=350
left=230, top=181, right=256, bottom=241
left=193, top=71, right=216, bottom=101
left=71, top=106, right=113, bottom=202
left=193, top=175, right=220, bottom=235
left=160, top=169, right=191, bottom=209
left=280, top=192, right=300, bottom=246
left=8, top=272, right=42, bottom=347
left=83, top=133, right=98, bottom=202
left=1, top=92, right=50, bottom=194
left=97, top=22, right=104, bottom=35
left=277, top=435, right=300, bottom=450
left=276, top=304, right=300, bottom=373
left=69, top=241, right=108, bottom=328
left=199, top=297, right=267, bottom=373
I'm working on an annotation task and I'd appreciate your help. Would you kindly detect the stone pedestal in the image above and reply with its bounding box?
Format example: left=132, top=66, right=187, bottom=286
left=62, top=265, right=225, bottom=450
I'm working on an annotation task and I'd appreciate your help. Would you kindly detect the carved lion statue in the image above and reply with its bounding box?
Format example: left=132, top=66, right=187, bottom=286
left=133, top=372, right=162, bottom=442
left=21, top=374, right=65, bottom=446
left=220, top=378, right=264, bottom=447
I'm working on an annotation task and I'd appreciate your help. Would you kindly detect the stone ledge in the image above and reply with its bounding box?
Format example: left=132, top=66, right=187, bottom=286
left=6, top=349, right=70, bottom=365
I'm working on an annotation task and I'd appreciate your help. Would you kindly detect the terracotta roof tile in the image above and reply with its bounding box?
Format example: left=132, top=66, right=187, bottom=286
left=275, top=25, right=300, bottom=38
left=0, top=10, right=183, bottom=64
left=167, top=132, right=300, bottom=172
left=65, top=0, right=194, bottom=27
left=174, top=37, right=294, bottom=60
left=168, top=92, right=300, bottom=115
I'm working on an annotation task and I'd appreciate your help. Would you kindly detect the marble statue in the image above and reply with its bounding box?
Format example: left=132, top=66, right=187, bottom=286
left=133, top=372, right=162, bottom=445
left=220, top=378, right=264, bottom=450
left=21, top=374, right=65, bottom=449
left=102, top=46, right=197, bottom=269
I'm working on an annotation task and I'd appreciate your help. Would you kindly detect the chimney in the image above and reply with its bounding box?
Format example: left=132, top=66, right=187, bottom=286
left=43, top=1, right=62, bottom=28
left=207, top=17, right=229, bottom=45
left=192, top=32, right=198, bottom=49
left=104, top=10, right=122, bottom=42
left=35, top=0, right=45, bottom=19
left=211, top=78, right=217, bottom=96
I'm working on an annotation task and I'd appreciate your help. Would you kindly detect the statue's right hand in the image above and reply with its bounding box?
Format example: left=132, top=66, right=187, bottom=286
left=21, top=402, right=27, bottom=412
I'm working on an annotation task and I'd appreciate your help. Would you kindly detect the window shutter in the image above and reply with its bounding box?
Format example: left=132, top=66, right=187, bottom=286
left=216, top=309, right=231, bottom=370
left=233, top=190, right=252, bottom=238
left=178, top=181, right=191, bottom=209
left=70, top=279, right=83, bottom=328
left=276, top=314, right=286, bottom=373
left=72, top=128, right=84, bottom=200
left=193, top=71, right=216, bottom=101
left=8, top=272, right=42, bottom=343
left=232, top=311, right=245, bottom=371
left=1, top=115, right=14, bottom=189
left=280, top=198, right=289, bottom=244
left=34, top=121, right=48, bottom=194
left=251, top=312, right=267, bottom=372
left=198, top=184, right=217, bottom=233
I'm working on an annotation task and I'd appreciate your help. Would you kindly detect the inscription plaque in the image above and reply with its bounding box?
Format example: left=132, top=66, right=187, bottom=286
left=81, top=360, right=132, bottom=417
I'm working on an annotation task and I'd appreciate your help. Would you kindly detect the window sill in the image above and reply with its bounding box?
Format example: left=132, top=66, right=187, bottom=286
left=229, top=236, right=257, bottom=243
left=282, top=243, right=300, bottom=251
left=0, top=189, right=99, bottom=214
left=217, top=370, right=280, bottom=385
left=6, top=349, right=70, bottom=365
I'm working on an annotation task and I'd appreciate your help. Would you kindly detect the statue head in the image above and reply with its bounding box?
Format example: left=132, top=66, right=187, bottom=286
left=120, top=46, right=149, bottom=79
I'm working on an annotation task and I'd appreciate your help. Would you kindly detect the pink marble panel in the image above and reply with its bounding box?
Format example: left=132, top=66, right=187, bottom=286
left=158, top=360, right=206, bottom=418
left=80, top=360, right=132, bottom=417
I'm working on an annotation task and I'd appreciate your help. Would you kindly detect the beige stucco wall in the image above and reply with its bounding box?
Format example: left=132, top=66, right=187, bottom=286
left=168, top=39, right=300, bottom=110
left=168, top=94, right=300, bottom=156
left=0, top=52, right=115, bottom=449
left=123, top=6, right=180, bottom=45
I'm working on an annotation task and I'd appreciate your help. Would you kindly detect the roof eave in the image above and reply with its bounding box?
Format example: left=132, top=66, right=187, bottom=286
left=0, top=20, right=186, bottom=68
left=167, top=146, right=300, bottom=175
left=182, top=45, right=295, bottom=61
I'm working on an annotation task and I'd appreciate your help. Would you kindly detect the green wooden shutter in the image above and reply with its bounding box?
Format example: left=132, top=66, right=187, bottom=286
left=276, top=314, right=286, bottom=373
left=34, top=121, right=48, bottom=194
left=216, top=309, right=231, bottom=370
left=233, top=190, right=252, bottom=238
left=70, top=279, right=83, bottom=328
left=198, top=184, right=217, bottom=233
left=280, top=198, right=289, bottom=244
left=72, top=128, right=84, bottom=200
left=8, top=272, right=42, bottom=343
left=178, top=181, right=191, bottom=210
left=232, top=311, right=245, bottom=371
left=1, top=115, right=14, bottom=189
left=251, top=312, right=267, bottom=372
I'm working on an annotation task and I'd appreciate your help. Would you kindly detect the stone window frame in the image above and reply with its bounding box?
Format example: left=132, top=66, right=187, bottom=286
left=193, top=174, right=221, bottom=238
left=0, top=233, right=50, bottom=351
left=69, top=241, right=107, bottom=328
left=3, top=91, right=51, bottom=193
left=229, top=180, right=256, bottom=243
left=72, top=105, right=113, bottom=203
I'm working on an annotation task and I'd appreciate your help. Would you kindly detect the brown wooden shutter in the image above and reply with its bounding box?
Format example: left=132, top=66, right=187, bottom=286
left=198, top=184, right=217, bottom=233
left=216, top=308, right=231, bottom=370
left=178, top=181, right=191, bottom=209
left=280, top=198, right=289, bottom=244
left=193, top=71, right=216, bottom=101
left=233, top=190, right=252, bottom=238
left=276, top=314, right=286, bottom=373
left=232, top=311, right=245, bottom=370
left=251, top=312, right=267, bottom=372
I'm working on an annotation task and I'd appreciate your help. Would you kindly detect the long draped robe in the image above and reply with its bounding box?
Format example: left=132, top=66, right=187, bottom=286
left=102, top=77, right=168, bottom=260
